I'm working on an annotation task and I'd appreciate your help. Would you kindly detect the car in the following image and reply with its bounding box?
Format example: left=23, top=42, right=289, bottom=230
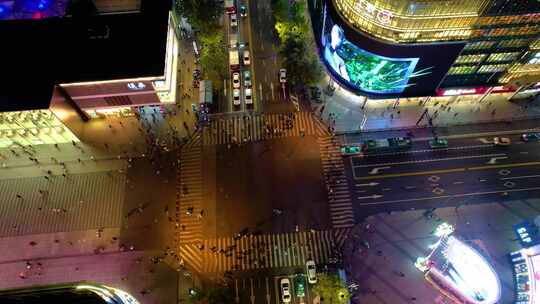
left=493, top=137, right=511, bottom=146
left=233, top=89, right=241, bottom=106
left=230, top=14, right=238, bottom=27
left=243, top=70, right=252, bottom=87
left=306, top=260, right=317, bottom=284
left=243, top=50, right=250, bottom=65
left=522, top=132, right=540, bottom=142
left=340, top=145, right=362, bottom=156
left=239, top=4, right=247, bottom=17
left=279, top=68, right=287, bottom=83
left=280, top=278, right=292, bottom=303
left=429, top=138, right=448, bottom=149
left=232, top=72, right=241, bottom=89
left=294, top=274, right=306, bottom=297
left=245, top=88, right=253, bottom=104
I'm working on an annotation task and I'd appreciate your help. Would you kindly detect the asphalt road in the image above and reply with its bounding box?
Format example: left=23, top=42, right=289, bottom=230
left=248, top=0, right=291, bottom=113
left=213, top=136, right=329, bottom=237
left=344, top=132, right=540, bottom=217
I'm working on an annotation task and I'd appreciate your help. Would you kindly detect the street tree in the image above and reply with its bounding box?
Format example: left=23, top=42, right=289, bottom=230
left=176, top=0, right=223, bottom=34
left=312, top=273, right=351, bottom=304
left=199, top=30, right=228, bottom=82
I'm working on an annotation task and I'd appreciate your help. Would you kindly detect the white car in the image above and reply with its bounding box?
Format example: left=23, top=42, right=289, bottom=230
left=233, top=89, right=241, bottom=106
left=245, top=88, right=252, bottom=104
left=232, top=72, right=241, bottom=89
left=230, top=14, right=238, bottom=27
left=493, top=137, right=511, bottom=146
left=280, top=278, right=292, bottom=303
left=306, top=260, right=317, bottom=284
left=279, top=68, right=287, bottom=83
left=243, top=50, right=250, bottom=65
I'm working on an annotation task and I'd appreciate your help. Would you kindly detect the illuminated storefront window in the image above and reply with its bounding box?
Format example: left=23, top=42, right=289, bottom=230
left=0, top=110, right=79, bottom=148
left=455, top=54, right=486, bottom=64
left=477, top=64, right=509, bottom=73
left=464, top=41, right=496, bottom=51
left=529, top=52, right=540, bottom=64
left=487, top=52, right=521, bottom=62
left=498, top=38, right=530, bottom=49
left=448, top=66, right=477, bottom=75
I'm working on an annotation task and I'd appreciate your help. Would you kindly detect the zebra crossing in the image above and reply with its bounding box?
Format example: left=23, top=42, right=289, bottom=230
left=202, top=112, right=328, bottom=145
left=179, top=230, right=339, bottom=273
left=318, top=136, right=355, bottom=229
left=176, top=133, right=203, bottom=244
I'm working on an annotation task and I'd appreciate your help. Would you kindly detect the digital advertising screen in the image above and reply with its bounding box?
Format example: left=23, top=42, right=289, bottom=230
left=314, top=1, right=466, bottom=98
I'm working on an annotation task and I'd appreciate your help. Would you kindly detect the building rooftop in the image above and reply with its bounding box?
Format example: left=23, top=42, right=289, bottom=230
left=0, top=0, right=170, bottom=112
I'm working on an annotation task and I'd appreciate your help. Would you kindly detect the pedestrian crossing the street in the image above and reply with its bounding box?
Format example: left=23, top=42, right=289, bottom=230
left=180, top=230, right=338, bottom=273
left=176, top=132, right=204, bottom=249
left=318, top=136, right=355, bottom=229
left=202, top=112, right=329, bottom=145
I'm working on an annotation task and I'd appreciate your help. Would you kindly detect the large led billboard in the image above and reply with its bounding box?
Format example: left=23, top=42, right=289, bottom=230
left=313, top=1, right=466, bottom=98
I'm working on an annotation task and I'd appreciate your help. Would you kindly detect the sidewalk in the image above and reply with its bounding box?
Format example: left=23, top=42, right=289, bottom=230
left=314, top=77, right=540, bottom=133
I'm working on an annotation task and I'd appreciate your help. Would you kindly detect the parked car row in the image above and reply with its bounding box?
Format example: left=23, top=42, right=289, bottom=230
left=279, top=260, right=318, bottom=302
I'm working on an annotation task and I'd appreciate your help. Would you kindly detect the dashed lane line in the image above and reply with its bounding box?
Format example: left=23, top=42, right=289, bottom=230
left=357, top=161, right=540, bottom=180
left=357, top=187, right=540, bottom=206
left=353, top=153, right=506, bottom=168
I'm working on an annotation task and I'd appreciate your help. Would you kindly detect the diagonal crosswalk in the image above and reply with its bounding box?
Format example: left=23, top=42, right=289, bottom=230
left=318, top=136, right=355, bottom=229
left=179, top=230, right=339, bottom=274
left=202, top=112, right=329, bottom=145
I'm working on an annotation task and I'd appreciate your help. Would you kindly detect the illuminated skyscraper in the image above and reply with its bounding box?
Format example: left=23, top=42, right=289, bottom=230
left=309, top=0, right=540, bottom=97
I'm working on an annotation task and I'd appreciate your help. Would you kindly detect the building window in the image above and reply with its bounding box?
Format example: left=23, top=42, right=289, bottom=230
left=477, top=64, right=509, bottom=73
left=448, top=66, right=477, bottom=75
left=529, top=52, right=540, bottom=64
left=487, top=52, right=521, bottom=62
left=464, top=41, right=496, bottom=51
left=455, top=54, right=486, bottom=64
left=498, top=39, right=529, bottom=49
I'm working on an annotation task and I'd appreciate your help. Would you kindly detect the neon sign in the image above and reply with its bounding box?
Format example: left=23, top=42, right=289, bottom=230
left=354, top=0, right=393, bottom=25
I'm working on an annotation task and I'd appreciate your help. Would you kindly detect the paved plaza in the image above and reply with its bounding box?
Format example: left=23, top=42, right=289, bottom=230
left=342, top=199, right=540, bottom=303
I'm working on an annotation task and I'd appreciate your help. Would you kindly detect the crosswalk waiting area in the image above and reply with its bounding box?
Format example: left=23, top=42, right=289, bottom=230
left=202, top=112, right=328, bottom=145
left=179, top=230, right=339, bottom=274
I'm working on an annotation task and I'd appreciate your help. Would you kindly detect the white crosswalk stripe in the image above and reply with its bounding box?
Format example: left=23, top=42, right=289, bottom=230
left=176, top=132, right=204, bottom=244
left=318, top=136, right=355, bottom=229
left=202, top=112, right=329, bottom=145
left=194, top=230, right=337, bottom=273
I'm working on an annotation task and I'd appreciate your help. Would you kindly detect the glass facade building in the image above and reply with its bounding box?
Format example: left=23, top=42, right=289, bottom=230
left=328, top=0, right=540, bottom=91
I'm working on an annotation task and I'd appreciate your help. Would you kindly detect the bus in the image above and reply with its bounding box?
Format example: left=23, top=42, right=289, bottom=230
left=361, top=137, right=412, bottom=153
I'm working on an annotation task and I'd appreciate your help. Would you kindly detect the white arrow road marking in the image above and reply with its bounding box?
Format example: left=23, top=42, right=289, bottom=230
left=356, top=182, right=380, bottom=187
left=477, top=138, right=492, bottom=144
left=270, top=82, right=274, bottom=100
left=258, top=83, right=263, bottom=102
left=357, top=194, right=383, bottom=200
left=486, top=156, right=508, bottom=164
left=498, top=169, right=511, bottom=176
left=368, top=166, right=391, bottom=175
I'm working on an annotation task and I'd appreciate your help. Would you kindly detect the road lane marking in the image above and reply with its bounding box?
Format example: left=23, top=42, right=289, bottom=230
left=356, top=182, right=379, bottom=187
left=357, top=161, right=540, bottom=180
left=354, top=153, right=507, bottom=168
left=368, top=166, right=390, bottom=175
left=501, top=174, right=540, bottom=180
left=477, top=138, right=492, bottom=144
left=357, top=187, right=540, bottom=206
left=357, top=144, right=492, bottom=157
left=453, top=181, right=464, bottom=185
left=486, top=156, right=508, bottom=164
left=358, top=194, right=383, bottom=200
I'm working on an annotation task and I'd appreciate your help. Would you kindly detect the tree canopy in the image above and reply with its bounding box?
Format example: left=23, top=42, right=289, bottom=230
left=176, top=0, right=223, bottom=34
left=312, top=273, right=351, bottom=304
